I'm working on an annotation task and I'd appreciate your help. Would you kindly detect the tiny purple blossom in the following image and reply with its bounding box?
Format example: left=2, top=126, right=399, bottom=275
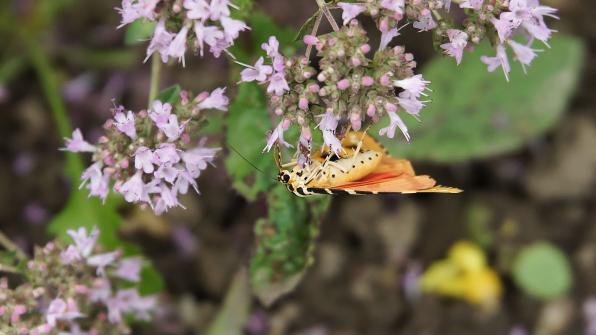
left=267, top=73, right=290, bottom=96
left=46, top=299, right=83, bottom=327
left=379, top=110, right=411, bottom=141
left=120, top=173, right=146, bottom=203
left=66, top=226, right=99, bottom=259
left=145, top=19, right=174, bottom=63
left=380, top=28, right=400, bottom=50
left=114, top=110, right=137, bottom=139
left=317, top=112, right=343, bottom=155
left=261, top=36, right=280, bottom=58
left=88, top=251, right=120, bottom=277
left=153, top=143, right=180, bottom=165
left=264, top=119, right=293, bottom=152
left=198, top=87, right=229, bottom=111
left=155, top=163, right=179, bottom=183
left=182, top=146, right=218, bottom=178
left=208, top=0, right=231, bottom=20
left=183, top=0, right=210, bottom=20
left=63, top=129, right=96, bottom=153
left=174, top=170, right=199, bottom=194
left=149, top=100, right=172, bottom=127
left=115, top=257, right=143, bottom=282
left=194, top=23, right=225, bottom=57
left=393, top=74, right=431, bottom=97
left=508, top=40, right=541, bottom=73
left=481, top=44, right=511, bottom=81
left=89, top=279, right=112, bottom=303
left=220, top=16, right=249, bottom=41
left=162, top=114, right=185, bottom=141
left=459, top=0, right=483, bottom=10
left=413, top=11, right=437, bottom=31
left=398, top=92, right=426, bottom=117
left=440, top=29, right=468, bottom=65
left=337, top=3, right=365, bottom=25
left=80, top=163, right=110, bottom=201
left=381, top=0, right=405, bottom=13
left=134, top=0, right=159, bottom=20
left=154, top=183, right=183, bottom=214
left=241, top=57, right=273, bottom=82
left=134, top=147, right=155, bottom=174
left=168, top=27, right=189, bottom=67
left=116, top=0, right=141, bottom=29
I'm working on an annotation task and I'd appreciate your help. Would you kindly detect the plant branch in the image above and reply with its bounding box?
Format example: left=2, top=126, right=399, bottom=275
left=148, top=53, right=162, bottom=108
left=305, top=11, right=324, bottom=58
left=0, top=230, right=27, bottom=261
left=315, top=0, right=340, bottom=32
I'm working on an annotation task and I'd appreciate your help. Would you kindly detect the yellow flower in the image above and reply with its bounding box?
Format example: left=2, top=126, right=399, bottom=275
left=448, top=241, right=486, bottom=273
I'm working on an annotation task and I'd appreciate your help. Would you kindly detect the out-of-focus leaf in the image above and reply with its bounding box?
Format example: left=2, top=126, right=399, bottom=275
left=295, top=11, right=320, bottom=42
left=250, top=186, right=331, bottom=306
left=466, top=203, right=494, bottom=249
left=248, top=12, right=301, bottom=57
left=206, top=269, right=251, bottom=335
left=156, top=85, right=182, bottom=104
left=224, top=82, right=276, bottom=201
left=0, top=57, right=26, bottom=84
left=124, top=20, right=156, bottom=46
left=373, top=34, right=585, bottom=162
left=230, top=0, right=254, bottom=20
left=63, top=48, right=139, bottom=69
left=512, top=242, right=572, bottom=300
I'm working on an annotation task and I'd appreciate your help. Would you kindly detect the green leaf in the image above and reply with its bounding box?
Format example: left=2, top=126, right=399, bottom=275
left=248, top=12, right=301, bottom=57
left=124, top=20, right=156, bottom=46
left=224, top=82, right=276, bottom=201
left=295, top=11, right=321, bottom=42
left=206, top=269, right=251, bottom=335
left=250, top=186, right=331, bottom=305
left=156, top=85, right=182, bottom=104
left=230, top=0, right=254, bottom=20
left=373, top=34, right=585, bottom=162
left=512, top=242, right=572, bottom=300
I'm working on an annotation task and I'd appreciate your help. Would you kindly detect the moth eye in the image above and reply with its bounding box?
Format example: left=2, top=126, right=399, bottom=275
left=282, top=174, right=290, bottom=183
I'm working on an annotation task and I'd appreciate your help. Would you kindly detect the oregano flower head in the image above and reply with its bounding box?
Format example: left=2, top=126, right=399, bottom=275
left=63, top=88, right=227, bottom=215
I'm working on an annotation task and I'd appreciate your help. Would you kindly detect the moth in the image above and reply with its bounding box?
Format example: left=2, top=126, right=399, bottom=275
left=275, top=131, right=462, bottom=197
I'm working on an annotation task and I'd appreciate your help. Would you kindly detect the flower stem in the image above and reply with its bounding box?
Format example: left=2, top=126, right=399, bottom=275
left=148, top=53, right=162, bottom=108
left=0, top=230, right=27, bottom=261
left=305, top=12, right=324, bottom=58
left=315, top=0, right=340, bottom=32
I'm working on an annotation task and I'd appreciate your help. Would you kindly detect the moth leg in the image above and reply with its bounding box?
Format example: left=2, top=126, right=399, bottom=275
left=281, top=160, right=298, bottom=169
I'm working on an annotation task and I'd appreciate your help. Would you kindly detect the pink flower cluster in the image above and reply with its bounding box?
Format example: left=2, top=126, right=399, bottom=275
left=116, top=0, right=249, bottom=64
left=0, top=227, right=157, bottom=334
left=63, top=88, right=227, bottom=215
left=240, top=22, right=427, bottom=164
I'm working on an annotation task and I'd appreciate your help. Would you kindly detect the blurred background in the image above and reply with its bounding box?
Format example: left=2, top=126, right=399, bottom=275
left=0, top=0, right=594, bottom=334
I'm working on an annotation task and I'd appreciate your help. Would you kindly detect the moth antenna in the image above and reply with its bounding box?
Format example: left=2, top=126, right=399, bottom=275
left=228, top=143, right=265, bottom=175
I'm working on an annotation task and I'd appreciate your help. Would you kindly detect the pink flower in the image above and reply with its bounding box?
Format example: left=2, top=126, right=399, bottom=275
left=413, top=11, right=437, bottom=31
left=168, top=27, right=189, bottom=67
left=116, top=0, right=141, bottom=29
left=80, top=163, right=110, bottom=201
left=481, top=44, right=511, bottom=81
left=61, top=245, right=82, bottom=264
left=194, top=23, right=225, bottom=57
left=181, top=146, right=218, bottom=178
left=154, top=183, right=183, bottom=214
left=337, top=3, right=365, bottom=25
left=89, top=278, right=112, bottom=303
left=393, top=74, right=431, bottom=97
left=459, top=0, right=483, bottom=10
left=220, top=16, right=249, bottom=41
left=63, top=129, right=96, bottom=153
left=398, top=92, right=426, bottom=116
left=317, top=112, right=343, bottom=155
left=134, top=0, right=159, bottom=20
left=267, top=73, right=290, bottom=96
left=381, top=0, right=405, bottom=13
left=145, top=19, right=174, bottom=63
left=115, top=257, right=143, bottom=282
left=66, top=226, right=99, bottom=259
left=197, top=87, right=229, bottom=111
left=261, top=36, right=280, bottom=58
left=183, top=0, right=210, bottom=20
left=88, top=251, right=119, bottom=276
left=161, top=114, right=185, bottom=141
left=154, top=163, right=179, bottom=183
left=174, top=170, right=199, bottom=194
left=508, top=40, right=541, bottom=73
left=491, top=16, right=518, bottom=43
left=380, top=28, right=400, bottom=50
left=114, top=110, right=136, bottom=139
left=241, top=57, right=273, bottom=82
left=134, top=147, right=155, bottom=174
left=208, top=0, right=231, bottom=20
left=46, top=299, right=83, bottom=327
left=153, top=143, right=180, bottom=165
left=120, top=173, right=150, bottom=203
left=264, top=119, right=293, bottom=152
left=149, top=100, right=172, bottom=127
left=379, top=110, right=410, bottom=141
left=440, top=29, right=468, bottom=65
left=107, top=289, right=156, bottom=323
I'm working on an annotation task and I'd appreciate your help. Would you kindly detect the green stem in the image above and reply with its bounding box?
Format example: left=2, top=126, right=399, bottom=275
left=315, top=0, right=340, bottom=32
left=305, top=12, right=324, bottom=58
left=148, top=53, right=162, bottom=108
left=23, top=32, right=85, bottom=184
left=0, top=230, right=27, bottom=261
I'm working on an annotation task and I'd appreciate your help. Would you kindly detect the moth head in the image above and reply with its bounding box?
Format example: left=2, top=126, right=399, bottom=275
left=278, top=170, right=292, bottom=184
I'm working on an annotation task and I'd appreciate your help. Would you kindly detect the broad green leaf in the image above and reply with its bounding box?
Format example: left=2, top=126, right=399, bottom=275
left=156, top=85, right=182, bottom=104
left=373, top=35, right=585, bottom=162
left=206, top=269, right=251, bottom=335
left=512, top=242, right=572, bottom=300
left=224, top=82, right=276, bottom=201
left=250, top=185, right=331, bottom=305
left=124, top=20, right=156, bottom=46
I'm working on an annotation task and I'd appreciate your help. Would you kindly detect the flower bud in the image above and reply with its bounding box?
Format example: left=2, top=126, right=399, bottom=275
left=380, top=74, right=392, bottom=86
left=350, top=113, right=362, bottom=131
left=385, top=102, right=398, bottom=113
left=362, top=76, right=374, bottom=87
left=303, top=35, right=319, bottom=45
left=360, top=44, right=371, bottom=53
left=351, top=56, right=361, bottom=67
left=299, top=97, right=309, bottom=110
left=367, top=104, right=376, bottom=117
left=275, top=108, right=284, bottom=115
left=308, top=83, right=320, bottom=93
left=337, top=79, right=350, bottom=90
